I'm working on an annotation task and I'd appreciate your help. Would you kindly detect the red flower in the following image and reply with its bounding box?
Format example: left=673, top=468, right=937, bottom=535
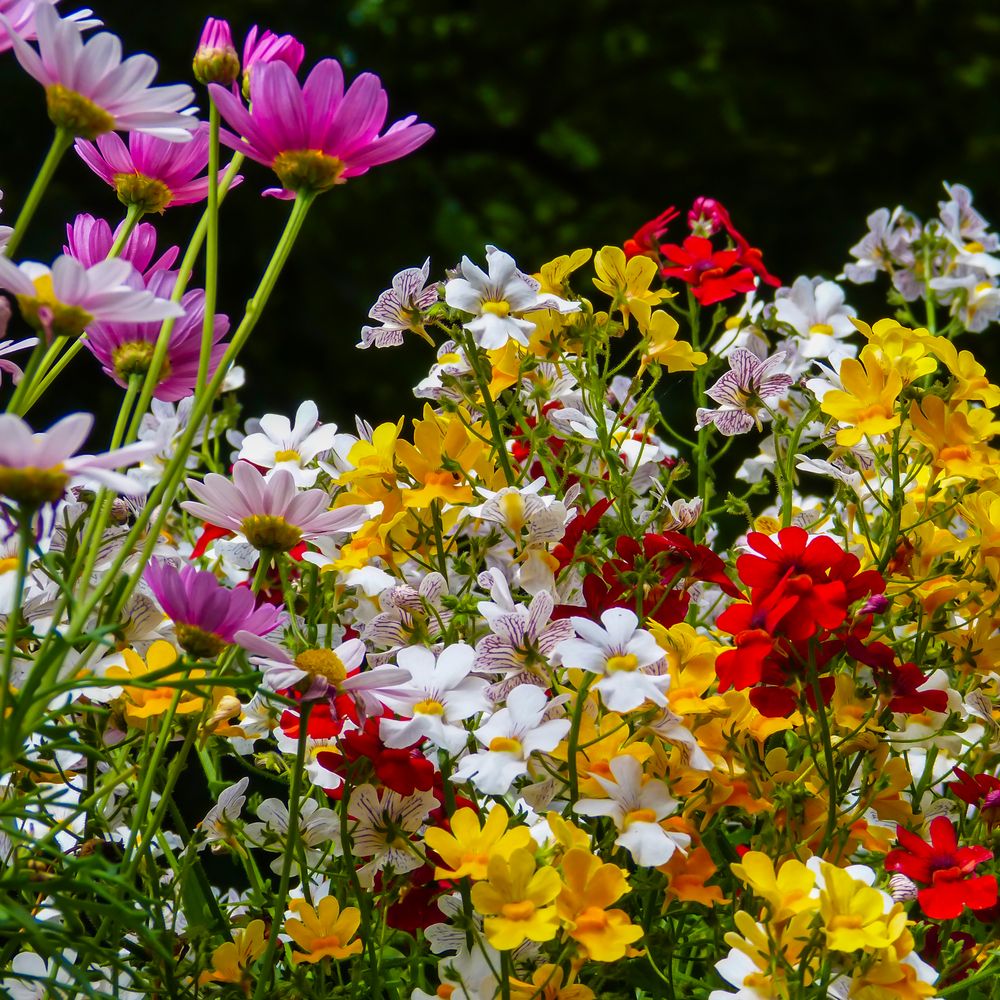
left=885, top=817, right=997, bottom=920
left=623, top=205, right=680, bottom=259
left=317, top=720, right=435, bottom=797
left=551, top=497, right=613, bottom=571
left=660, top=235, right=757, bottom=306
left=950, top=768, right=1000, bottom=829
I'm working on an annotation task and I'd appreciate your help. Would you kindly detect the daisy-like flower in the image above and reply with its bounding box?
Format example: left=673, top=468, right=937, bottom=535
left=209, top=59, right=434, bottom=197
left=237, top=400, right=339, bottom=488
left=378, top=644, right=490, bottom=755
left=445, top=245, right=580, bottom=349
left=574, top=756, right=687, bottom=866
left=143, top=559, right=282, bottom=658
left=0, top=0, right=97, bottom=55
left=83, top=270, right=228, bottom=400
left=358, top=258, right=439, bottom=349
left=0, top=336, right=39, bottom=386
left=0, top=254, right=183, bottom=338
left=239, top=24, right=304, bottom=100
left=2, top=4, right=197, bottom=140
left=452, top=683, right=570, bottom=795
left=74, top=122, right=242, bottom=213
left=0, top=412, right=153, bottom=505
left=64, top=213, right=178, bottom=274
left=555, top=607, right=669, bottom=713
left=347, top=782, right=437, bottom=887
left=182, top=462, right=368, bottom=552
left=695, top=347, right=793, bottom=436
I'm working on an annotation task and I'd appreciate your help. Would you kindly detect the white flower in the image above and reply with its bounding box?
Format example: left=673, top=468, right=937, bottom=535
left=556, top=607, right=669, bottom=713
left=452, top=684, right=569, bottom=794
left=444, top=245, right=579, bottom=349
left=358, top=258, right=438, bottom=348
left=378, top=644, right=490, bottom=754
left=842, top=206, right=918, bottom=285
left=695, top=348, right=793, bottom=436
left=574, top=755, right=687, bottom=866
left=237, top=400, right=339, bottom=488
left=2, top=950, right=80, bottom=1000
left=773, top=275, right=857, bottom=360
left=244, top=797, right=341, bottom=873
left=197, top=776, right=249, bottom=850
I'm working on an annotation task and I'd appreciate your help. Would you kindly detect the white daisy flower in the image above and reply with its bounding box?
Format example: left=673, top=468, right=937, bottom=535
left=237, top=400, right=340, bottom=488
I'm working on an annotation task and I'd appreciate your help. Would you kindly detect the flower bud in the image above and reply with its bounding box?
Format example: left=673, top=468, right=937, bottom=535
left=193, top=17, right=239, bottom=87
left=241, top=26, right=305, bottom=100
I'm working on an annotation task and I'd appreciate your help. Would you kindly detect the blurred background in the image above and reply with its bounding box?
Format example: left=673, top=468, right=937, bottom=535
left=2, top=0, right=999, bottom=432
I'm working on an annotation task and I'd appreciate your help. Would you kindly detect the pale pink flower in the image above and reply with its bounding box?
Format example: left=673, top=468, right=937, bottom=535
left=0, top=0, right=97, bottom=55
left=1, top=3, right=196, bottom=140
left=182, top=461, right=368, bottom=551
left=0, top=336, right=38, bottom=386
left=209, top=59, right=433, bottom=197
left=64, top=213, right=178, bottom=274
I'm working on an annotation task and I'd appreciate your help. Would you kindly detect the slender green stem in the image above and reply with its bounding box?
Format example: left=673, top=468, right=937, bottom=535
left=566, top=673, right=596, bottom=807
left=462, top=331, right=515, bottom=485
left=0, top=513, right=32, bottom=728
left=4, top=128, right=73, bottom=259
left=251, top=702, right=312, bottom=1000
left=197, top=102, right=222, bottom=395
left=109, top=204, right=145, bottom=257
left=5, top=337, right=50, bottom=414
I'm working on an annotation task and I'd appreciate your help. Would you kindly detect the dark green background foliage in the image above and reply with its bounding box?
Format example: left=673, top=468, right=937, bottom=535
left=2, top=0, right=999, bottom=428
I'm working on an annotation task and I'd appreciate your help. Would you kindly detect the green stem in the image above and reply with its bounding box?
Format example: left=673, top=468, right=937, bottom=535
left=0, top=513, right=32, bottom=728
left=108, top=204, right=145, bottom=257
left=197, top=101, right=222, bottom=395
left=4, top=128, right=73, bottom=259
left=462, top=331, right=515, bottom=485
left=251, top=702, right=312, bottom=1000
left=566, top=673, right=596, bottom=807
left=5, top=337, right=51, bottom=414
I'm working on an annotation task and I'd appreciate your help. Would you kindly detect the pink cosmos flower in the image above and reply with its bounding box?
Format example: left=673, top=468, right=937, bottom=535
left=240, top=25, right=303, bottom=99
left=64, top=213, right=178, bottom=275
left=0, top=0, right=97, bottom=55
left=193, top=17, right=238, bottom=87
left=144, top=558, right=282, bottom=658
left=74, top=123, right=242, bottom=213
left=182, top=461, right=368, bottom=551
left=0, top=412, right=154, bottom=505
left=209, top=60, right=434, bottom=197
left=1, top=3, right=196, bottom=140
left=0, top=336, right=40, bottom=386
left=83, top=269, right=228, bottom=400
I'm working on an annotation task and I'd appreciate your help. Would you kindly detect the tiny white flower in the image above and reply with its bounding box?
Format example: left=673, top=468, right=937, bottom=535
left=238, top=400, right=339, bottom=487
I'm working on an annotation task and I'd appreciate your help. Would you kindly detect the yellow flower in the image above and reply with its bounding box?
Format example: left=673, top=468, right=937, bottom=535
left=908, top=395, right=1000, bottom=482
left=285, top=896, right=363, bottom=964
left=556, top=848, right=642, bottom=961
left=592, top=245, right=671, bottom=329
left=545, top=812, right=592, bottom=854
left=198, top=920, right=267, bottom=990
left=551, top=710, right=653, bottom=798
left=929, top=338, right=1000, bottom=407
left=509, top=964, right=595, bottom=1000
left=535, top=248, right=592, bottom=297
left=821, top=345, right=902, bottom=447
left=424, top=805, right=533, bottom=881
left=730, top=852, right=818, bottom=923
left=818, top=863, right=907, bottom=953
left=486, top=340, right=523, bottom=396
left=720, top=910, right=816, bottom=995
left=856, top=318, right=937, bottom=385
left=661, top=845, right=727, bottom=907
left=638, top=309, right=707, bottom=373
left=470, top=848, right=562, bottom=950
left=651, top=622, right=728, bottom=715
left=106, top=641, right=207, bottom=728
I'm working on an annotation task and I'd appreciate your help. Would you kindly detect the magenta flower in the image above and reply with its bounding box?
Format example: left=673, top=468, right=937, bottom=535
left=209, top=60, right=434, bottom=197
left=240, top=25, right=303, bottom=99
left=182, top=462, right=368, bottom=551
left=74, top=123, right=242, bottom=213
left=193, top=17, right=238, bottom=86
left=144, top=558, right=282, bottom=658
left=64, top=213, right=178, bottom=275
left=83, top=269, right=228, bottom=400
left=0, top=0, right=97, bottom=55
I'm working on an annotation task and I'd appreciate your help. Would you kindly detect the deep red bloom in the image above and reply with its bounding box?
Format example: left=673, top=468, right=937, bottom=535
left=623, top=205, right=680, bottom=259
left=660, top=235, right=757, bottom=306
left=885, top=817, right=997, bottom=920
left=950, top=768, right=1000, bottom=829
left=551, top=497, right=613, bottom=571
left=317, top=719, right=435, bottom=797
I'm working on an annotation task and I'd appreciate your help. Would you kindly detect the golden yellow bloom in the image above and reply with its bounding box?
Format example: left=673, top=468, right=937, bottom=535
left=424, top=805, right=533, bottom=881
left=106, top=641, right=207, bottom=728
left=638, top=309, right=706, bottom=374
left=651, top=622, right=728, bottom=715
left=661, top=845, right=727, bottom=907
left=818, top=863, right=907, bottom=953
left=821, top=345, right=902, bottom=447
left=557, top=848, right=642, bottom=961
left=730, top=852, right=819, bottom=923
left=198, top=920, right=267, bottom=990
left=509, top=965, right=595, bottom=1000
left=535, top=248, right=592, bottom=297
left=929, top=338, right=1000, bottom=407
left=551, top=710, right=653, bottom=798
left=470, top=848, right=562, bottom=950
left=592, top=245, right=671, bottom=329
left=285, top=896, right=363, bottom=964
left=486, top=341, right=523, bottom=396
left=908, top=395, right=1000, bottom=482
left=720, top=910, right=815, bottom=995
left=856, top=318, right=937, bottom=385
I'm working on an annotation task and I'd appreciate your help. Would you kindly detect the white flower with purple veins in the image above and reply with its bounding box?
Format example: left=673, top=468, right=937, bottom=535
left=938, top=182, right=997, bottom=249
left=244, top=797, right=341, bottom=873
left=197, top=776, right=249, bottom=851
left=0, top=335, right=39, bottom=386
left=378, top=644, right=490, bottom=755
left=556, top=607, right=669, bottom=713
left=238, top=400, right=340, bottom=488
left=574, top=755, right=688, bottom=866
left=452, top=683, right=570, bottom=795
left=414, top=340, right=471, bottom=401
left=348, top=783, right=437, bottom=888
left=842, top=206, right=919, bottom=285
left=445, top=245, right=580, bottom=349
left=773, top=276, right=857, bottom=361
left=0, top=413, right=154, bottom=505
left=695, top=348, right=793, bottom=437
left=362, top=571, right=453, bottom=660
left=358, top=258, right=439, bottom=349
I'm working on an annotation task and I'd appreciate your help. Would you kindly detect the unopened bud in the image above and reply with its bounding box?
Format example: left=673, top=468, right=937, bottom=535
left=194, top=17, right=240, bottom=86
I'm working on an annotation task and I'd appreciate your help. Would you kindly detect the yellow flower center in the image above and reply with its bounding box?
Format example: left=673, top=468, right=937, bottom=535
left=240, top=514, right=303, bottom=551
left=414, top=698, right=446, bottom=715
left=16, top=274, right=95, bottom=338
left=488, top=736, right=523, bottom=754
left=481, top=300, right=511, bottom=317
left=500, top=492, right=526, bottom=531
left=574, top=905, right=609, bottom=933
left=272, top=149, right=346, bottom=193
left=113, top=340, right=171, bottom=382
left=0, top=557, right=19, bottom=574
left=606, top=653, right=639, bottom=673
left=425, top=470, right=458, bottom=487
left=175, top=623, right=227, bottom=659
left=45, top=83, right=115, bottom=138
left=966, top=241, right=985, bottom=253
left=623, top=808, right=658, bottom=827
left=500, top=900, right=536, bottom=921
left=273, top=448, right=302, bottom=463
left=808, top=323, right=834, bottom=336
left=0, top=465, right=70, bottom=506
left=295, top=648, right=348, bottom=684
left=113, top=173, right=173, bottom=214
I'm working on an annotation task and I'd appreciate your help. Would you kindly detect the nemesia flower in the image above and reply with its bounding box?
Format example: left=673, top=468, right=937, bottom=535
left=196, top=775, right=249, bottom=851
left=237, top=400, right=339, bottom=487
left=445, top=245, right=580, bottom=349
left=695, top=347, right=793, bottom=436
left=83, top=270, right=228, bottom=400
left=772, top=275, right=857, bottom=361
left=358, top=258, right=439, bottom=348
left=2, top=4, right=197, bottom=140
left=285, top=896, right=363, bottom=964
left=143, top=559, right=282, bottom=657
left=240, top=24, right=304, bottom=100
left=0, top=254, right=184, bottom=338
left=0, top=336, right=39, bottom=386
left=74, top=123, right=241, bottom=213
left=64, top=213, right=178, bottom=274
left=0, top=412, right=154, bottom=504
left=182, top=462, right=368, bottom=551
left=424, top=804, right=533, bottom=881
left=209, top=59, right=434, bottom=196
left=819, top=344, right=903, bottom=447
left=198, top=920, right=266, bottom=989
left=105, top=640, right=210, bottom=727
left=193, top=17, right=239, bottom=87
left=245, top=797, right=340, bottom=873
